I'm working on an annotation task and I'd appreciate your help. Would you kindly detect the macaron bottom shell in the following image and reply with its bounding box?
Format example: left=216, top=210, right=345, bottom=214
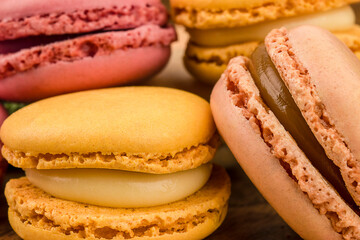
left=5, top=165, right=230, bottom=240
left=184, top=56, right=227, bottom=85
left=0, top=1, right=168, bottom=41
left=0, top=46, right=171, bottom=102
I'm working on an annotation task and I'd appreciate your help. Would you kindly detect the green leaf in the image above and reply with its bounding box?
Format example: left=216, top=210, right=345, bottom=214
left=2, top=102, right=27, bottom=115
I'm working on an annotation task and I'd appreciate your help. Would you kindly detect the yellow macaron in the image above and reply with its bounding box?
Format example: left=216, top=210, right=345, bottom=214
left=2, top=86, right=231, bottom=240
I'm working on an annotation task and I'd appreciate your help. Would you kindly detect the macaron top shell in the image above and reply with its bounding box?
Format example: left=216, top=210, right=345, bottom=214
left=0, top=24, right=176, bottom=81
left=283, top=25, right=360, bottom=162
left=171, top=0, right=357, bottom=9
left=0, top=0, right=165, bottom=20
left=0, top=87, right=217, bottom=172
left=265, top=25, right=360, bottom=205
left=0, top=0, right=168, bottom=40
left=172, top=0, right=272, bottom=9
left=1, top=87, right=215, bottom=154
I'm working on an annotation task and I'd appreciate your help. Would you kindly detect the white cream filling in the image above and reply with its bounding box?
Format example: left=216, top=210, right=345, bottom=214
left=188, top=6, right=355, bottom=46
left=25, top=163, right=212, bottom=208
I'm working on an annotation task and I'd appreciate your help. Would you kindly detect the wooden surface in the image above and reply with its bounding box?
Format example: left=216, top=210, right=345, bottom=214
left=0, top=26, right=301, bottom=240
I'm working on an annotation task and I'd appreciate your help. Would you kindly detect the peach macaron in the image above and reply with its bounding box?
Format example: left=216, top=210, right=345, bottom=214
left=211, top=25, right=360, bottom=239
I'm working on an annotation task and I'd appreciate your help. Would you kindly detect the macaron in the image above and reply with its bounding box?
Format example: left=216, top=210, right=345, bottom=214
left=171, top=0, right=360, bottom=84
left=211, top=25, right=360, bottom=239
left=2, top=87, right=230, bottom=240
left=0, top=0, right=176, bottom=102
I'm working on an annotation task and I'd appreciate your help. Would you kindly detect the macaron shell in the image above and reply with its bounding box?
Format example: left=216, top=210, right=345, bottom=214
left=1, top=87, right=215, bottom=154
left=184, top=41, right=260, bottom=84
left=5, top=165, right=230, bottom=240
left=210, top=57, right=360, bottom=239
left=0, top=0, right=165, bottom=21
left=328, top=25, right=360, bottom=58
left=7, top=207, right=226, bottom=240
left=186, top=6, right=356, bottom=47
left=0, top=1, right=168, bottom=41
left=0, top=24, right=176, bottom=102
left=1, top=87, right=217, bottom=173
left=2, top=136, right=217, bottom=174
left=184, top=58, right=226, bottom=85
left=289, top=25, right=360, bottom=160
left=171, top=0, right=357, bottom=10
left=266, top=25, right=360, bottom=206
left=171, top=0, right=358, bottom=29
left=0, top=46, right=171, bottom=102
left=172, top=0, right=274, bottom=9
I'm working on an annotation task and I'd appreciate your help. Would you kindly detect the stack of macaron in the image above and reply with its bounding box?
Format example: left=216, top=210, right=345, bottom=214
left=211, top=25, right=360, bottom=239
left=170, top=0, right=360, bottom=84
left=2, top=87, right=230, bottom=240
left=0, top=0, right=176, bottom=102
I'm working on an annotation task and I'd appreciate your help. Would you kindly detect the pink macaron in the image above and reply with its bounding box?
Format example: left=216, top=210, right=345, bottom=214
left=211, top=25, right=360, bottom=239
left=0, top=0, right=176, bottom=102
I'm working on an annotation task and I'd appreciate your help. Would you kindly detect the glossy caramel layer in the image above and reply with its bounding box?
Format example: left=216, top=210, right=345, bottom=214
left=250, top=44, right=359, bottom=214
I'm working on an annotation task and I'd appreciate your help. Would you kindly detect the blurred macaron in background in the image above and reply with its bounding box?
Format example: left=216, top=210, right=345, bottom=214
left=170, top=0, right=360, bottom=84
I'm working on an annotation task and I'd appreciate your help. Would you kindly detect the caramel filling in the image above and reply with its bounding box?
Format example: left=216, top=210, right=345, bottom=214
left=25, top=163, right=212, bottom=208
left=188, top=6, right=355, bottom=47
left=250, top=44, right=359, bottom=214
